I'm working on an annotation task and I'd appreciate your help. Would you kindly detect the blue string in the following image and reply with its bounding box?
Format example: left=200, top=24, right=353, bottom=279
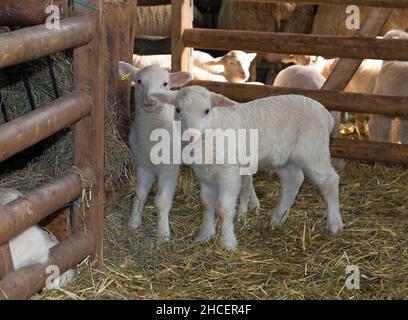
left=72, top=0, right=104, bottom=12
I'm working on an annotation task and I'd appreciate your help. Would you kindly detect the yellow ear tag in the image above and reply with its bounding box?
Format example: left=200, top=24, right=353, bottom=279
left=121, top=71, right=132, bottom=81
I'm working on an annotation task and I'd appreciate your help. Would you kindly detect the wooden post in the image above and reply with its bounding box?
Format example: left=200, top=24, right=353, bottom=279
left=118, top=0, right=137, bottom=139
left=73, top=0, right=106, bottom=262
left=0, top=243, right=13, bottom=280
left=171, top=0, right=192, bottom=72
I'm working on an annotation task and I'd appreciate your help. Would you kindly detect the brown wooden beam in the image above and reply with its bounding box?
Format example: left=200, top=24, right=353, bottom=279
left=0, top=243, right=14, bottom=280
left=183, top=28, right=408, bottom=61
left=0, top=0, right=68, bottom=27
left=0, top=165, right=95, bottom=246
left=0, top=91, right=93, bottom=162
left=73, top=0, right=106, bottom=262
left=0, top=16, right=95, bottom=70
left=0, top=231, right=93, bottom=300
left=322, top=8, right=393, bottom=91
left=330, top=138, right=408, bottom=164
left=190, top=81, right=408, bottom=117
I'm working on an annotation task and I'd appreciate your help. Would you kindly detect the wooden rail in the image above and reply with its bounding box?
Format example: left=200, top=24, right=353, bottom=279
left=0, top=0, right=68, bottom=26
left=138, top=0, right=172, bottom=5
left=189, top=81, right=408, bottom=117
left=183, top=28, right=408, bottom=61
left=0, top=16, right=95, bottom=69
left=331, top=138, right=408, bottom=164
left=0, top=92, right=93, bottom=162
left=0, top=231, right=94, bottom=300
left=0, top=165, right=95, bottom=246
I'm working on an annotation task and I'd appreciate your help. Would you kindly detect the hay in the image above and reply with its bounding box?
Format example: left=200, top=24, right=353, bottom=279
left=31, top=160, right=407, bottom=300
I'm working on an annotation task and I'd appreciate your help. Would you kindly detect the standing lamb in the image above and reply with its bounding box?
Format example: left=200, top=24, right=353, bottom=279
left=152, top=86, right=343, bottom=250
left=132, top=50, right=257, bottom=83
left=0, top=188, right=75, bottom=288
left=118, top=63, right=260, bottom=241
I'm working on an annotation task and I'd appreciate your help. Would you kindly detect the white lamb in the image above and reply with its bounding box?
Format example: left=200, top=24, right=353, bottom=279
left=118, top=63, right=260, bottom=241
left=152, top=86, right=344, bottom=250
left=0, top=188, right=75, bottom=288
left=133, top=50, right=257, bottom=83
left=369, top=29, right=408, bottom=144
left=273, top=65, right=327, bottom=89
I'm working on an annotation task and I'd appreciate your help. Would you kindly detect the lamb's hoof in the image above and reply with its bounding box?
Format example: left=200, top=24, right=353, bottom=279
left=128, top=215, right=142, bottom=230
left=157, top=229, right=171, bottom=242
left=195, top=229, right=215, bottom=243
left=220, top=235, right=237, bottom=251
left=327, top=219, right=344, bottom=235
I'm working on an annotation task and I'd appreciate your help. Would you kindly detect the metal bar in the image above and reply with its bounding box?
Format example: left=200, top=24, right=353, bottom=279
left=0, top=91, right=93, bottom=162
left=0, top=16, right=95, bottom=70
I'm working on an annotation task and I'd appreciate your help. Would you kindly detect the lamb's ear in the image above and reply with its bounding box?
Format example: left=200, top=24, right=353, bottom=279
left=150, top=90, right=178, bottom=105
left=169, top=71, right=192, bottom=88
left=205, top=56, right=224, bottom=66
left=119, top=61, right=139, bottom=81
left=247, top=53, right=257, bottom=62
left=210, top=93, right=238, bottom=108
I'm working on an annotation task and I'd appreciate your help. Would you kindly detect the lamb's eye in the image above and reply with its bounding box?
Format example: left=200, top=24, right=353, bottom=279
left=176, top=108, right=181, bottom=114
left=163, top=82, right=168, bottom=87
left=204, top=109, right=210, bottom=115
left=137, top=79, right=142, bottom=84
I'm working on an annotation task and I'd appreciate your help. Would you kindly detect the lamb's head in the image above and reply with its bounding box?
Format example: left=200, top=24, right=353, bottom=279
left=151, top=85, right=237, bottom=144
left=118, top=61, right=191, bottom=112
left=208, top=51, right=257, bottom=83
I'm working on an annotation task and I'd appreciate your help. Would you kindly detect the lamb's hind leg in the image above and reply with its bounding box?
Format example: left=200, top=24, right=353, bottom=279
left=238, top=175, right=260, bottom=219
left=155, top=166, right=180, bottom=241
left=271, top=164, right=304, bottom=227
left=129, top=166, right=154, bottom=230
left=304, top=165, right=343, bottom=234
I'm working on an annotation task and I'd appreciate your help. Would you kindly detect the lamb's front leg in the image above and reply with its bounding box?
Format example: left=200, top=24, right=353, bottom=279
left=155, top=166, right=179, bottom=241
left=129, top=166, right=154, bottom=230
left=217, top=173, right=242, bottom=250
left=237, top=175, right=260, bottom=219
left=195, top=181, right=218, bottom=242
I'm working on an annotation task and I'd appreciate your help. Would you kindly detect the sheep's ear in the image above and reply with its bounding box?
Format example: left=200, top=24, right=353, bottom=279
left=150, top=91, right=178, bottom=105
left=247, top=53, right=257, bottom=62
left=119, top=61, right=139, bottom=81
left=169, top=71, right=192, bottom=88
left=210, top=93, right=238, bottom=108
left=205, top=56, right=224, bottom=66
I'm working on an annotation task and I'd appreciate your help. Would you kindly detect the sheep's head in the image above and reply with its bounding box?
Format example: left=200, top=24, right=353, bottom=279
left=118, top=61, right=191, bottom=112
left=207, top=51, right=257, bottom=83
left=280, top=54, right=315, bottom=66
left=151, top=86, right=237, bottom=144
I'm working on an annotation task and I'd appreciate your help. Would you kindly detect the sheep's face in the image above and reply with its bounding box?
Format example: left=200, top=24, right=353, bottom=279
left=222, top=51, right=257, bottom=83
left=151, top=86, right=237, bottom=144
left=118, top=62, right=191, bottom=113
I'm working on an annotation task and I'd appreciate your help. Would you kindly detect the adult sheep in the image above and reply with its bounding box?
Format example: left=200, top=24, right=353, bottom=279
left=134, top=4, right=204, bottom=37
left=312, top=5, right=408, bottom=36
left=217, top=1, right=316, bottom=81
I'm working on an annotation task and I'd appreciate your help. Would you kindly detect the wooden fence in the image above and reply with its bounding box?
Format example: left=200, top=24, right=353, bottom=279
left=172, top=0, right=408, bottom=164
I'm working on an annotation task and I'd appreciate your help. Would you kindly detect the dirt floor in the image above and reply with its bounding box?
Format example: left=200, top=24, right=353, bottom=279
left=35, top=160, right=408, bottom=300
